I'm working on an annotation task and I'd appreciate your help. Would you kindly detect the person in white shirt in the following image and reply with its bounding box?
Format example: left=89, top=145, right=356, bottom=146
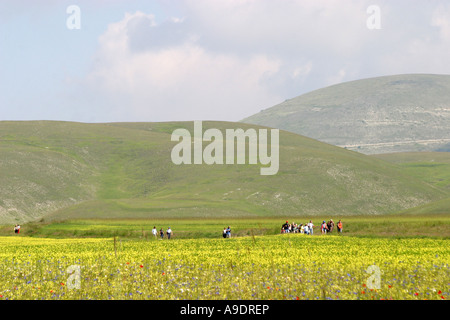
left=303, top=224, right=309, bottom=235
left=308, top=221, right=314, bottom=235
left=152, top=226, right=157, bottom=239
left=166, top=227, right=172, bottom=239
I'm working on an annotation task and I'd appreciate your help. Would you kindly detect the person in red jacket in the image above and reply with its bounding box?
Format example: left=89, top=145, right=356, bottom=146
left=337, top=220, right=343, bottom=234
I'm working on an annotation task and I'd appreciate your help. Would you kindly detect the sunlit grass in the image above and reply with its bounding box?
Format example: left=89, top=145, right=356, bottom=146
left=4, top=215, right=449, bottom=239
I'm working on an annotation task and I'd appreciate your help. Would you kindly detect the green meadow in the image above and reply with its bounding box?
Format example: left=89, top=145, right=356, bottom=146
left=3, top=215, right=449, bottom=240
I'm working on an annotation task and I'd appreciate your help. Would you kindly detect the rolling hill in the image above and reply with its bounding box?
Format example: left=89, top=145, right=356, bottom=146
left=242, top=74, right=450, bottom=154
left=371, top=152, right=450, bottom=215
left=0, top=121, right=447, bottom=225
left=372, top=152, right=450, bottom=191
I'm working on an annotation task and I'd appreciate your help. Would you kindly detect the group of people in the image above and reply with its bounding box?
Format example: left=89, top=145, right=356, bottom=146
left=222, top=226, right=231, bottom=238
left=152, top=226, right=173, bottom=240
left=281, top=219, right=343, bottom=235
left=319, top=219, right=343, bottom=234
left=12, top=220, right=342, bottom=239
left=281, top=220, right=315, bottom=235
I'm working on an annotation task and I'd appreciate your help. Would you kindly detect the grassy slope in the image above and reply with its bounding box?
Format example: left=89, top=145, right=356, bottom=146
left=0, top=121, right=447, bottom=224
left=372, top=152, right=450, bottom=215
left=372, top=152, right=450, bottom=190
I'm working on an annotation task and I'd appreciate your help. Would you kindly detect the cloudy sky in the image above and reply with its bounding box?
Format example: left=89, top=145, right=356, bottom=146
left=1, top=0, right=449, bottom=122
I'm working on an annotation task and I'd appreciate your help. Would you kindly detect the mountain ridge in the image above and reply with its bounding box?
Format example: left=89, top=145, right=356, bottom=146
left=242, top=74, right=450, bottom=154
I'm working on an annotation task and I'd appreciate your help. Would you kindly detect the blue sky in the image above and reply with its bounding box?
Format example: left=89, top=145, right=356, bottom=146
left=1, top=0, right=450, bottom=122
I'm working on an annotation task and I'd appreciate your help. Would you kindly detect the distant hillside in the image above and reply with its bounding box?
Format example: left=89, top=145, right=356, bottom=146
left=372, top=152, right=450, bottom=191
left=0, top=121, right=447, bottom=224
left=436, top=143, right=450, bottom=152
left=242, top=74, right=450, bottom=154
left=371, top=152, right=450, bottom=215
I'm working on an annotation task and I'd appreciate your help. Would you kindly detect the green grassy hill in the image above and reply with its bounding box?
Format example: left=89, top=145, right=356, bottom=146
left=0, top=121, right=447, bottom=224
left=372, top=152, right=450, bottom=190
left=372, top=152, right=450, bottom=215
left=242, top=74, right=450, bottom=154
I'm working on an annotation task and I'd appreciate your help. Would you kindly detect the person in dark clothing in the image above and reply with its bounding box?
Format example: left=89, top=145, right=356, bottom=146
left=282, top=221, right=289, bottom=233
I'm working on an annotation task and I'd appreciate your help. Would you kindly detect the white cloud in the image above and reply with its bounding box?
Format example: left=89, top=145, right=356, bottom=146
left=431, top=4, right=450, bottom=41
left=75, top=0, right=450, bottom=122
left=292, top=62, right=313, bottom=79
left=372, top=3, right=450, bottom=77
left=83, top=11, right=283, bottom=121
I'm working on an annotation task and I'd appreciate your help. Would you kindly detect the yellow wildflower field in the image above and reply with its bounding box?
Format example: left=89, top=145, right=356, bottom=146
left=0, top=235, right=448, bottom=300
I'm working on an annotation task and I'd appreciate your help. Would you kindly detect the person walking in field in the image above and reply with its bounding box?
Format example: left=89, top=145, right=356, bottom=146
left=152, top=226, right=157, bottom=239
left=282, top=221, right=289, bottom=234
left=14, top=224, right=18, bottom=234
left=159, top=228, right=164, bottom=240
left=223, top=227, right=227, bottom=238
left=321, top=221, right=329, bottom=234
left=303, top=223, right=309, bottom=235
left=166, top=227, right=172, bottom=239
left=226, top=226, right=231, bottom=238
left=337, top=220, right=343, bottom=234
left=308, top=220, right=314, bottom=235
left=327, top=219, right=335, bottom=233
